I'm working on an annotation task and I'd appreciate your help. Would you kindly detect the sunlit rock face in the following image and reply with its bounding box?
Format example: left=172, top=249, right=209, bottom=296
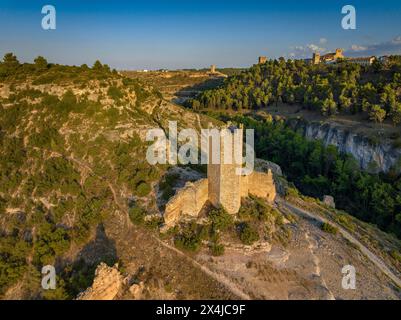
left=288, top=118, right=401, bottom=173
left=77, top=263, right=123, bottom=300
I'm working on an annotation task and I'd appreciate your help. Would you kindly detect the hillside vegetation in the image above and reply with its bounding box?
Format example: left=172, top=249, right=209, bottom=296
left=187, top=56, right=401, bottom=125
left=0, top=53, right=214, bottom=298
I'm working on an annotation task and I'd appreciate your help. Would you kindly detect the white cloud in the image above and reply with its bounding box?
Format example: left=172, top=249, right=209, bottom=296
left=392, top=36, right=401, bottom=44
left=345, top=35, right=401, bottom=56
left=351, top=44, right=368, bottom=52
left=289, top=41, right=326, bottom=59
left=307, top=44, right=325, bottom=52
left=289, top=35, right=401, bottom=59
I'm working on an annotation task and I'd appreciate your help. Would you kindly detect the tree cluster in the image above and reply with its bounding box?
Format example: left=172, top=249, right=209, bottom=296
left=187, top=57, right=401, bottom=125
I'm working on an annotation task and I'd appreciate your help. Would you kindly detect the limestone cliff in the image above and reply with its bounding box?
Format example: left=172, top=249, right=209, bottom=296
left=287, top=118, right=401, bottom=173
left=77, top=263, right=123, bottom=300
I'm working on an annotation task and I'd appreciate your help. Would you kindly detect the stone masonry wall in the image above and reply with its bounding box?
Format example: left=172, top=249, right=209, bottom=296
left=244, top=169, right=276, bottom=202
left=163, top=169, right=276, bottom=227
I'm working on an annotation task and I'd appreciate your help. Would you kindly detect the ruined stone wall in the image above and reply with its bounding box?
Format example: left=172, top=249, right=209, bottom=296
left=164, top=169, right=276, bottom=227
left=241, top=169, right=276, bottom=203
left=164, top=179, right=208, bottom=226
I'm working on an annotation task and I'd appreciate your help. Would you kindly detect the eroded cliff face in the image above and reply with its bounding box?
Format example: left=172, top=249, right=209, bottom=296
left=287, top=118, right=401, bottom=173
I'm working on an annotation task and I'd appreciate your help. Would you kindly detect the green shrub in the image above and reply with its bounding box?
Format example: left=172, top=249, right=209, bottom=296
left=107, top=86, right=124, bottom=101
left=42, top=277, right=69, bottom=300
left=145, top=217, right=164, bottom=230
left=237, top=222, right=259, bottom=245
left=390, top=250, right=401, bottom=263
left=0, top=236, right=31, bottom=294
left=29, top=127, right=64, bottom=150
left=174, top=222, right=202, bottom=252
left=135, top=182, right=151, bottom=197
left=238, top=196, right=278, bottom=222
left=286, top=186, right=300, bottom=198
left=210, top=243, right=225, bottom=256
left=159, top=173, right=179, bottom=201
left=0, top=196, right=6, bottom=215
left=129, top=206, right=146, bottom=225
left=33, top=222, right=71, bottom=265
left=321, top=222, right=339, bottom=234
left=209, top=207, right=234, bottom=231
left=334, top=214, right=355, bottom=231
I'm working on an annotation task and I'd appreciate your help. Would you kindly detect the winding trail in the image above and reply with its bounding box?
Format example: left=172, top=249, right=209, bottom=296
left=153, top=236, right=251, bottom=300
left=281, top=200, right=401, bottom=289
left=304, top=231, right=335, bottom=300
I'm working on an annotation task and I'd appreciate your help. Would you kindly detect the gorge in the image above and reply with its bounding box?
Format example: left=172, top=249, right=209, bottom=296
left=286, top=117, right=401, bottom=173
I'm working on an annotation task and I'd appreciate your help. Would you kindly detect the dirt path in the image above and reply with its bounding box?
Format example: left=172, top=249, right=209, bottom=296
left=281, top=200, right=401, bottom=289
left=304, top=231, right=335, bottom=300
left=155, top=238, right=251, bottom=300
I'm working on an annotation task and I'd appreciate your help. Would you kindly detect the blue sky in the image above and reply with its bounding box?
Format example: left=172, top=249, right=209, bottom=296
left=1, top=0, right=401, bottom=69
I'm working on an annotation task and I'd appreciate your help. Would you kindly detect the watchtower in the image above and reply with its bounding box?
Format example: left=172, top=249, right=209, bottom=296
left=207, top=124, right=243, bottom=214
left=258, top=56, right=267, bottom=64
left=312, top=52, right=321, bottom=65
left=335, top=48, right=344, bottom=59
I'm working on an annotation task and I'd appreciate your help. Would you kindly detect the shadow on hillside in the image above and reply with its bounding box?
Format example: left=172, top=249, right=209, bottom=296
left=55, top=224, right=118, bottom=297
left=74, top=224, right=118, bottom=266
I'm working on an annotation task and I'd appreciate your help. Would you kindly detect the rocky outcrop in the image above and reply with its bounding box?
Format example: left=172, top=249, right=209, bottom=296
left=287, top=118, right=401, bottom=173
left=77, top=263, right=123, bottom=300
left=129, top=282, right=145, bottom=299
left=323, top=195, right=335, bottom=208
left=163, top=178, right=209, bottom=227
left=223, top=240, right=272, bottom=254
left=254, top=158, right=283, bottom=177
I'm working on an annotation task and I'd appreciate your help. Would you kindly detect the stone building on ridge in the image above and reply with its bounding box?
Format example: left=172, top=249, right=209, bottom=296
left=163, top=124, right=277, bottom=227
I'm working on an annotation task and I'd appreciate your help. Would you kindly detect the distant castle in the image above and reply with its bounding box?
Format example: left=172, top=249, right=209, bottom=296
left=206, top=64, right=228, bottom=78
left=312, top=48, right=344, bottom=64
left=258, top=56, right=268, bottom=64
left=311, top=48, right=376, bottom=66
left=210, top=64, right=216, bottom=73
left=163, top=124, right=276, bottom=227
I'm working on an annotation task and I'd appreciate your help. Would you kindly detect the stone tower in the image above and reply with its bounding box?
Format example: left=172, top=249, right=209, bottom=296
left=258, top=56, right=267, bottom=64
left=335, top=48, right=344, bottom=59
left=312, top=52, right=321, bottom=65
left=210, top=64, right=216, bottom=73
left=207, top=124, right=243, bottom=214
